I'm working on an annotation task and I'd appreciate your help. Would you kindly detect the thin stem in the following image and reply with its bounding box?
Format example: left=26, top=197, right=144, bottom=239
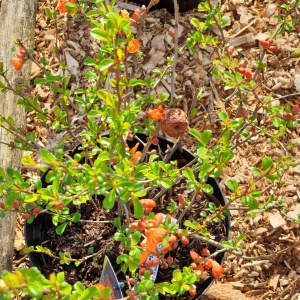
left=207, top=0, right=226, bottom=46
left=177, top=191, right=201, bottom=226
left=163, top=136, right=183, bottom=163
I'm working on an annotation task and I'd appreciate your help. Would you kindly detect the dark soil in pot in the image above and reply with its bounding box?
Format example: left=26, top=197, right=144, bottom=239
left=131, top=0, right=202, bottom=13
left=25, top=133, right=230, bottom=299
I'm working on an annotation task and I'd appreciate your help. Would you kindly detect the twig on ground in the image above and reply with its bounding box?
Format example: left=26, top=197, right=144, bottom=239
left=169, top=0, right=179, bottom=107
left=191, top=234, right=300, bottom=261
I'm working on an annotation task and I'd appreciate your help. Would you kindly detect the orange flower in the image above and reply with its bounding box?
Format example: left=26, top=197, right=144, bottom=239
left=129, top=142, right=142, bottom=164
left=127, top=39, right=140, bottom=54
left=57, top=0, right=75, bottom=13
left=146, top=228, right=167, bottom=254
left=139, top=250, right=148, bottom=266
left=145, top=106, right=164, bottom=121
left=139, top=199, right=156, bottom=213
left=11, top=58, right=23, bottom=71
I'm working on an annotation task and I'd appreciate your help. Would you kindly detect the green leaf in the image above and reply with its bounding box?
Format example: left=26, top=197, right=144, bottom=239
left=252, top=167, right=262, bottom=175
left=34, top=78, right=47, bottom=85
left=221, top=15, right=230, bottom=26
left=160, top=178, right=172, bottom=189
left=98, top=58, right=115, bottom=72
left=236, top=233, right=246, bottom=245
left=291, top=49, right=300, bottom=57
left=27, top=282, right=43, bottom=298
left=85, top=71, right=98, bottom=80
left=95, top=152, right=110, bottom=162
left=114, top=232, right=125, bottom=242
left=250, top=191, right=262, bottom=197
left=132, top=196, right=143, bottom=219
left=209, top=202, right=216, bottom=212
left=182, top=168, right=195, bottom=181
left=235, top=72, right=243, bottom=84
left=189, top=129, right=202, bottom=142
left=103, top=189, right=116, bottom=210
left=197, top=147, right=208, bottom=158
left=249, top=196, right=258, bottom=210
left=211, top=69, right=223, bottom=79
left=84, top=58, right=97, bottom=66
left=0, top=81, right=7, bottom=89
left=6, top=192, right=19, bottom=206
left=21, top=155, right=36, bottom=167
left=190, top=18, right=201, bottom=28
left=40, top=149, right=58, bottom=165
left=203, top=184, right=213, bottom=194
left=220, top=56, right=230, bottom=66
left=24, top=194, right=39, bottom=203
left=184, top=220, right=201, bottom=230
left=221, top=241, right=232, bottom=249
left=262, top=157, right=272, bottom=171
left=220, top=150, right=234, bottom=163
left=272, top=116, right=281, bottom=128
left=72, top=212, right=81, bottom=223
left=33, top=179, right=42, bottom=190
left=202, top=130, right=212, bottom=145
left=154, top=282, right=170, bottom=295
left=90, top=28, right=109, bottom=42
left=218, top=111, right=228, bottom=122
left=80, top=286, right=100, bottom=300
left=172, top=269, right=182, bottom=281
left=56, top=222, right=68, bottom=236
left=74, top=282, right=85, bottom=292
left=227, top=179, right=238, bottom=191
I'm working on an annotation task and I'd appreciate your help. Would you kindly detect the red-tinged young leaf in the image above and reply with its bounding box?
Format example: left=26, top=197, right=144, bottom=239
left=181, top=236, right=189, bottom=245
left=260, top=40, right=270, bottom=49
left=32, top=208, right=40, bottom=216
left=154, top=212, right=164, bottom=227
left=168, top=235, right=177, bottom=245
left=166, top=256, right=173, bottom=264
left=139, top=267, right=146, bottom=276
left=189, top=288, right=197, bottom=296
left=190, top=251, right=203, bottom=263
left=201, top=248, right=210, bottom=257
left=212, top=263, right=224, bottom=278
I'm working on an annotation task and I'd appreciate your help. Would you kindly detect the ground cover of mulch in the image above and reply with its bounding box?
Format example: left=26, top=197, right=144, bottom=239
left=13, top=0, right=300, bottom=299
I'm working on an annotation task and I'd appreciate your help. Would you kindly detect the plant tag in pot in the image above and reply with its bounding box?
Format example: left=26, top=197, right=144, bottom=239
left=100, top=256, right=124, bottom=299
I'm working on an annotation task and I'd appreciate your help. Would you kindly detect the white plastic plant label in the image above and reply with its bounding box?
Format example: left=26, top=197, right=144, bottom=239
left=99, top=256, right=124, bottom=299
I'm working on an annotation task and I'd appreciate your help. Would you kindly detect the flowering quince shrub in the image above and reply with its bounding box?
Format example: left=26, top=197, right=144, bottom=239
left=0, top=0, right=299, bottom=299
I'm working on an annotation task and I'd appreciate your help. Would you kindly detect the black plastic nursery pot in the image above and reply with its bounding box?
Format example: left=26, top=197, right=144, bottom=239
left=25, top=133, right=230, bottom=299
left=131, top=0, right=202, bottom=13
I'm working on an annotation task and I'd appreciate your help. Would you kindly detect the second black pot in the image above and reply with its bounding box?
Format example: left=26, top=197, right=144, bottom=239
left=131, top=0, right=202, bottom=13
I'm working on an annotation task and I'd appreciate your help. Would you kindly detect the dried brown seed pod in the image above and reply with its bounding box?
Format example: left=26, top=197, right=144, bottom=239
left=160, top=108, right=188, bottom=138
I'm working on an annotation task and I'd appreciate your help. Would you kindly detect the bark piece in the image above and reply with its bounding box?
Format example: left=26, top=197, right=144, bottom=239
left=0, top=0, right=37, bottom=272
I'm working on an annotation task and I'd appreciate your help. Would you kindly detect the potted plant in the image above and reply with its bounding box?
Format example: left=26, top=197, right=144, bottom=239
left=23, top=131, right=230, bottom=297
left=0, top=0, right=299, bottom=299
